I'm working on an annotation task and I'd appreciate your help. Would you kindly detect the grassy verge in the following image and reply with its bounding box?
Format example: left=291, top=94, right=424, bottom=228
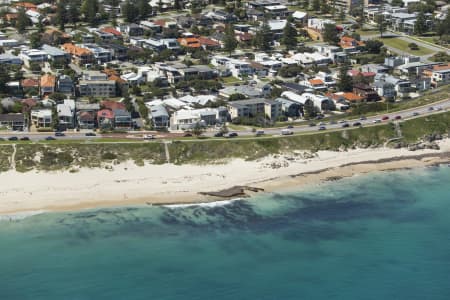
left=0, top=145, right=13, bottom=172
left=378, top=37, right=435, bottom=56
left=400, top=111, right=450, bottom=142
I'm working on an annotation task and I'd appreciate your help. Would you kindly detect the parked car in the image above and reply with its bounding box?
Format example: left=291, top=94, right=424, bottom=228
left=55, top=132, right=65, bottom=137
left=8, top=136, right=18, bottom=141
left=341, top=123, right=350, bottom=128
left=214, top=132, right=223, bottom=137
left=394, top=115, right=402, bottom=120
left=20, top=137, right=30, bottom=141
left=352, top=122, right=362, bottom=127
left=85, top=132, right=96, bottom=136
left=45, top=136, right=56, bottom=141
left=318, top=126, right=326, bottom=131
left=382, top=116, right=389, bottom=120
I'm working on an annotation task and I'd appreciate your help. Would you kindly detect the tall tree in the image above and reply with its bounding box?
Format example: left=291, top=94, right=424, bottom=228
left=55, top=0, right=67, bottom=30
left=16, top=8, right=30, bottom=33
left=0, top=64, right=11, bottom=94
left=29, top=32, right=42, bottom=49
left=122, top=0, right=138, bottom=22
left=311, top=0, right=320, bottom=11
left=337, top=63, right=353, bottom=92
left=322, top=23, right=339, bottom=44
left=137, top=0, right=152, bottom=20
left=414, top=10, right=427, bottom=35
left=374, top=14, right=386, bottom=38
left=281, top=21, right=298, bottom=50
left=66, top=2, right=80, bottom=25
left=81, top=0, right=99, bottom=25
left=223, top=24, right=238, bottom=56
left=253, top=22, right=272, bottom=51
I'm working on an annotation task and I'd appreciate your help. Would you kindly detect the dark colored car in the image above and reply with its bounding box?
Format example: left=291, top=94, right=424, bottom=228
left=318, top=126, right=326, bottom=131
left=413, top=112, right=420, bottom=116
left=55, top=132, right=65, bottom=137
left=353, top=122, right=362, bottom=127
left=341, top=123, right=350, bottom=128
left=382, top=116, right=389, bottom=120
left=8, top=136, right=18, bottom=141
left=183, top=133, right=193, bottom=137
left=428, top=106, right=434, bottom=111
left=20, top=137, right=30, bottom=141
left=394, top=115, right=402, bottom=120
left=359, top=116, right=367, bottom=120
left=309, top=123, right=316, bottom=127
left=287, top=125, right=294, bottom=129
left=45, top=136, right=56, bottom=141
left=214, top=132, right=223, bottom=137
left=228, top=132, right=238, bottom=137
left=85, top=132, right=96, bottom=136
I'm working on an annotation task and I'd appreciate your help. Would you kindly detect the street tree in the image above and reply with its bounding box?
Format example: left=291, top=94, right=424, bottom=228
left=223, top=24, right=238, bottom=56
left=281, top=21, right=298, bottom=50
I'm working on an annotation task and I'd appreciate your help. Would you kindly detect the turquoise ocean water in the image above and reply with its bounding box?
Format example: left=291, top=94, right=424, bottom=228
left=1, top=166, right=450, bottom=299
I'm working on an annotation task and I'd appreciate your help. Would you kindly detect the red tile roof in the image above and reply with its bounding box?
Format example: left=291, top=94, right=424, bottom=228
left=101, top=27, right=122, bottom=36
left=97, top=109, right=114, bottom=119
left=101, top=100, right=125, bottom=111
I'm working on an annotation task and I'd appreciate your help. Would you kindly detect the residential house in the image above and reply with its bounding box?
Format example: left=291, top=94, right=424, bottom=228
left=21, top=78, right=39, bottom=95
left=113, top=109, right=133, bottom=129
left=0, top=113, right=26, bottom=131
left=327, top=92, right=362, bottom=109
left=227, top=98, right=282, bottom=120
left=0, top=53, right=22, bottom=65
left=263, top=5, right=290, bottom=18
left=19, top=49, right=47, bottom=68
left=81, top=44, right=112, bottom=64
left=178, top=37, right=201, bottom=49
left=119, top=24, right=144, bottom=36
left=57, top=75, right=74, bottom=96
left=41, top=44, right=70, bottom=65
left=56, top=100, right=75, bottom=129
left=76, top=102, right=100, bottom=129
left=375, top=74, right=413, bottom=98
left=78, top=71, right=116, bottom=97
left=219, top=83, right=272, bottom=99
left=31, top=109, right=52, bottom=128
left=148, top=104, right=170, bottom=129
left=339, top=36, right=365, bottom=53
left=281, top=91, right=335, bottom=112
left=62, top=43, right=94, bottom=66
left=40, top=74, right=56, bottom=97
left=353, top=83, right=381, bottom=101
left=100, top=43, right=128, bottom=60
left=422, top=63, right=450, bottom=87
left=97, top=109, right=114, bottom=129
left=275, top=98, right=303, bottom=118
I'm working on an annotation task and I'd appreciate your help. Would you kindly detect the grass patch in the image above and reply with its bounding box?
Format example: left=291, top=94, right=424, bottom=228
left=0, top=145, right=13, bottom=172
left=169, top=124, right=396, bottom=164
left=221, top=76, right=243, bottom=85
left=400, top=111, right=450, bottom=142
left=378, top=37, right=435, bottom=56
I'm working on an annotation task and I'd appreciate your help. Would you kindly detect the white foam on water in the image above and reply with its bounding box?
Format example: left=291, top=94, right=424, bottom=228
left=163, top=198, right=242, bottom=209
left=0, top=210, right=46, bottom=221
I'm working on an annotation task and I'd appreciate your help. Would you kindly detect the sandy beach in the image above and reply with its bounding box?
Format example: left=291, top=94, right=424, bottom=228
left=1, top=139, right=449, bottom=215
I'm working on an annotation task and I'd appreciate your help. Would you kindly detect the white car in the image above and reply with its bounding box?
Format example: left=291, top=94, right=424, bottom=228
left=373, top=119, right=381, bottom=123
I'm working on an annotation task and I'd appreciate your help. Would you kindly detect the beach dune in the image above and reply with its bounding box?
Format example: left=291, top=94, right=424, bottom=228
left=1, top=140, right=449, bottom=215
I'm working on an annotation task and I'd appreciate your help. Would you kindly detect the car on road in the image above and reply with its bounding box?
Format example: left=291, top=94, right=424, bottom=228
left=428, top=106, right=434, bottom=111
left=287, top=125, right=294, bottom=129
left=437, top=106, right=443, bottom=111
left=309, top=123, right=316, bottom=127
left=341, top=123, right=350, bottom=128
left=183, top=133, right=192, bottom=137
left=412, top=112, right=420, bottom=116
left=281, top=129, right=293, bottom=135
left=214, top=132, right=223, bottom=137
left=373, top=119, right=381, bottom=123
left=318, top=122, right=326, bottom=126
left=359, top=116, right=367, bottom=120
left=85, top=132, right=96, bottom=136
left=45, top=136, right=56, bottom=141
left=8, top=136, right=18, bottom=141
left=55, top=132, right=65, bottom=137
left=20, top=137, right=30, bottom=141
left=255, top=130, right=265, bottom=136
left=329, top=120, right=337, bottom=125
left=228, top=132, right=238, bottom=137
left=353, top=122, right=362, bottom=127
left=394, top=115, right=402, bottom=120
left=382, top=116, right=389, bottom=120
left=338, top=120, right=347, bottom=123
left=318, top=126, right=326, bottom=131
left=143, top=134, right=155, bottom=140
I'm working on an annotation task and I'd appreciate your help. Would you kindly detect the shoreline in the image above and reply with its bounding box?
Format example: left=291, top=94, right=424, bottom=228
left=0, top=140, right=449, bottom=216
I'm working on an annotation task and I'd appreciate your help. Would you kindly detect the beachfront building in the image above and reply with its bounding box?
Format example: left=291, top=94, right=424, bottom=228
left=227, top=99, right=282, bottom=120
left=31, top=109, right=52, bottom=128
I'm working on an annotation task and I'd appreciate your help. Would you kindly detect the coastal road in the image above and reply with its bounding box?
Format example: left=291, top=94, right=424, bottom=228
left=1, top=99, right=450, bottom=142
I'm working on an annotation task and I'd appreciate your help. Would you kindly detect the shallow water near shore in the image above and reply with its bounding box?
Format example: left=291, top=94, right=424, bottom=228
left=1, top=166, right=450, bottom=299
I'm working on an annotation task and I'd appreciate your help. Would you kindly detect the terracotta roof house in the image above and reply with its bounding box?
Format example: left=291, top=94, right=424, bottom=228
left=97, top=109, right=114, bottom=129
left=101, top=27, right=123, bottom=37
left=339, top=36, right=365, bottom=51
left=61, top=43, right=94, bottom=65
left=78, top=111, right=96, bottom=129
left=353, top=83, right=380, bottom=102
left=40, top=74, right=56, bottom=96
left=101, top=100, right=126, bottom=111
left=178, top=37, right=201, bottom=49
left=328, top=92, right=364, bottom=103
left=15, top=2, right=37, bottom=9
left=21, top=78, right=39, bottom=89
left=198, top=36, right=221, bottom=50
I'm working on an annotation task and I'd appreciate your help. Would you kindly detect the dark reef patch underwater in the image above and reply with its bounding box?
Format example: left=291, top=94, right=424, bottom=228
left=1, top=166, right=450, bottom=300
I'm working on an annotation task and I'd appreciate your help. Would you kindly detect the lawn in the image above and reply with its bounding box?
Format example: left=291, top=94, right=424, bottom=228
left=356, top=30, right=380, bottom=36
left=221, top=76, right=243, bottom=85
left=378, top=37, right=435, bottom=56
